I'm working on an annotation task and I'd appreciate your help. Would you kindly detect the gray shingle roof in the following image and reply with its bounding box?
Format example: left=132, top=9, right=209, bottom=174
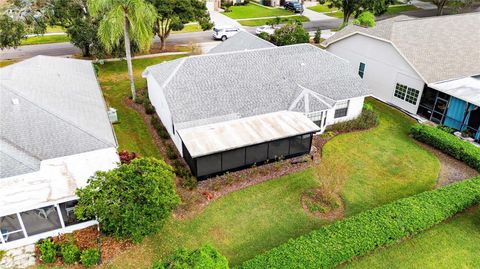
left=208, top=31, right=276, bottom=54
left=0, top=56, right=117, bottom=178
left=144, top=44, right=369, bottom=128
left=323, top=13, right=480, bottom=83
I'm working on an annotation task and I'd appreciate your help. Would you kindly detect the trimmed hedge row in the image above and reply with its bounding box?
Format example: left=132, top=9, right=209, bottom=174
left=410, top=124, right=480, bottom=171
left=239, top=177, right=480, bottom=269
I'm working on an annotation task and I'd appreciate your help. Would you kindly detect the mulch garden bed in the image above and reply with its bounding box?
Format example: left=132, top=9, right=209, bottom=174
left=34, top=226, right=133, bottom=267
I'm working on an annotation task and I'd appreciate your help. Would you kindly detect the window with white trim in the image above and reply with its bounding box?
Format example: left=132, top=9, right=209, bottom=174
left=394, top=83, right=420, bottom=105
left=307, top=111, right=324, bottom=127
left=334, top=100, right=349, bottom=118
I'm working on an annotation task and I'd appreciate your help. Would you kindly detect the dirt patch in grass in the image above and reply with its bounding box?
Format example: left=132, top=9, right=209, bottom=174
left=301, top=189, right=344, bottom=220
left=415, top=142, right=479, bottom=187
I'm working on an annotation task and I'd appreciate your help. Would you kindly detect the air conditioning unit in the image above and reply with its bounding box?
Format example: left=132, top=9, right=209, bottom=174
left=108, top=107, right=118, bottom=123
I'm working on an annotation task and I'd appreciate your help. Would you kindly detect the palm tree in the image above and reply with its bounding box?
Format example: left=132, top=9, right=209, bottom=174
left=88, top=0, right=156, bottom=101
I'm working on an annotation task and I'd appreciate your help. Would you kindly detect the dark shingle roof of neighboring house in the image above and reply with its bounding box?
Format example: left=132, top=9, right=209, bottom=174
left=0, top=56, right=117, bottom=178
left=322, top=13, right=480, bottom=83
left=208, top=31, right=276, bottom=54
left=143, top=44, right=369, bottom=129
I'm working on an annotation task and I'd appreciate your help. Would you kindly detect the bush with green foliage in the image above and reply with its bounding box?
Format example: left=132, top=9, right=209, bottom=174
left=166, top=144, right=178, bottom=160
left=75, top=158, right=180, bottom=242
left=410, top=124, right=480, bottom=171
left=152, top=245, right=229, bottom=269
left=0, top=250, right=6, bottom=262
left=37, top=239, right=57, bottom=264
left=437, top=124, right=455, bottom=134
left=270, top=22, right=309, bottom=46
left=80, top=248, right=100, bottom=268
left=240, top=177, right=480, bottom=269
left=61, top=243, right=80, bottom=264
left=327, top=108, right=378, bottom=133
left=353, top=11, right=376, bottom=27
left=313, top=28, right=322, bottom=44
left=144, top=99, right=156, bottom=115
left=257, top=32, right=271, bottom=42
left=151, top=116, right=170, bottom=140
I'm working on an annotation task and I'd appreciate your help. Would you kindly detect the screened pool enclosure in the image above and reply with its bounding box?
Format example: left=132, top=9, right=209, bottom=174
left=177, top=111, right=320, bottom=178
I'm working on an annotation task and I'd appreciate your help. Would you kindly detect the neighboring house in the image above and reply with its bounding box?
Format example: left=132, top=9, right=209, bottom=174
left=143, top=33, right=369, bottom=178
left=322, top=13, right=480, bottom=141
left=0, top=56, right=119, bottom=250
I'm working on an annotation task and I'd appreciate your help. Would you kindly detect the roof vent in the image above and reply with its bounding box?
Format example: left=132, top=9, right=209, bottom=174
left=11, top=98, right=19, bottom=105
left=300, top=63, right=306, bottom=67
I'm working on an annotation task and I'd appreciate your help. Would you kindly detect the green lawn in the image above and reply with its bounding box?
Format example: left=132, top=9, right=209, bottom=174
left=105, top=98, right=439, bottom=268
left=307, top=3, right=337, bottom=13
left=324, top=98, right=439, bottom=216
left=95, top=55, right=186, bottom=158
left=342, top=206, right=480, bottom=269
left=386, top=4, right=418, bottom=14
left=223, top=3, right=293, bottom=19
left=172, top=23, right=202, bottom=34
left=326, top=4, right=417, bottom=19
left=326, top=10, right=345, bottom=18
left=239, top=15, right=309, bottom=26
left=20, top=34, right=70, bottom=46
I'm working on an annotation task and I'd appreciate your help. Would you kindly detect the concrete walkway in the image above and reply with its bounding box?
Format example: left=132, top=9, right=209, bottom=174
left=206, top=3, right=242, bottom=28
left=302, top=8, right=336, bottom=21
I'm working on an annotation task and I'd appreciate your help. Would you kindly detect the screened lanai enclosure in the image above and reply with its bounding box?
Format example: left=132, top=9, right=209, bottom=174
left=178, top=111, right=320, bottom=178
left=418, top=77, right=480, bottom=142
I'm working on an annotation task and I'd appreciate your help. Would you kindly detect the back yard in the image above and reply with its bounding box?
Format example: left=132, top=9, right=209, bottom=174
left=94, top=55, right=441, bottom=268
left=342, top=206, right=480, bottom=269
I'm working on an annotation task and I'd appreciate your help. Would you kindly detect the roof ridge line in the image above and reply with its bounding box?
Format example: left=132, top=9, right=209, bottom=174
left=1, top=85, right=115, bottom=148
left=160, top=57, right=187, bottom=89
left=0, top=137, right=41, bottom=169
left=297, top=84, right=335, bottom=108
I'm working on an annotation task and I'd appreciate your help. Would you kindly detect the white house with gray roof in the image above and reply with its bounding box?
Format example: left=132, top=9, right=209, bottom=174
left=0, top=56, right=119, bottom=250
left=323, top=13, right=480, bottom=141
left=143, top=34, right=369, bottom=178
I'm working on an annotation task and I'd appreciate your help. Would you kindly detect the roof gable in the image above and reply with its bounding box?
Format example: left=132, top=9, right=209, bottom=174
left=323, top=13, right=480, bottom=83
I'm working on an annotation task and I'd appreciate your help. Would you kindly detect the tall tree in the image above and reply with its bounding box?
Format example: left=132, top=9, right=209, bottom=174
left=0, top=14, right=26, bottom=49
left=148, top=0, right=212, bottom=50
left=88, top=0, right=156, bottom=101
left=326, top=0, right=394, bottom=24
left=432, top=0, right=472, bottom=15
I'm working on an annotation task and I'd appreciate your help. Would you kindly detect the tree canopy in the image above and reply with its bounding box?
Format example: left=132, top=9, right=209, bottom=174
left=75, top=158, right=180, bottom=242
left=148, top=0, right=212, bottom=50
left=0, top=14, right=25, bottom=49
left=269, top=22, right=310, bottom=46
left=353, top=11, right=376, bottom=27
left=325, top=0, right=394, bottom=23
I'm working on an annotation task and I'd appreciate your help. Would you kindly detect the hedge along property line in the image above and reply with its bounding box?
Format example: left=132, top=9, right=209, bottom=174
left=410, top=124, right=480, bottom=171
left=239, top=177, right=480, bottom=269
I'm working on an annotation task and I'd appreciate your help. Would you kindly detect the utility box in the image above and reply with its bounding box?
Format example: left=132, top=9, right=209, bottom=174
left=108, top=107, right=118, bottom=123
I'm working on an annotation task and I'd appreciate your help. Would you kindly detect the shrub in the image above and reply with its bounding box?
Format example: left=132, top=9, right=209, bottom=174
left=153, top=245, right=229, bottom=269
left=134, top=95, right=145, bottom=105
left=240, top=177, right=480, bottom=269
left=150, top=116, right=170, bottom=139
left=437, top=124, right=455, bottom=134
left=166, top=144, right=178, bottom=160
left=144, top=99, right=156, bottom=115
left=61, top=243, right=80, bottom=264
left=270, top=22, right=309, bottom=46
left=80, top=248, right=100, bottom=268
left=37, top=239, right=57, bottom=264
left=118, top=150, right=138, bottom=164
left=181, top=175, right=198, bottom=190
left=410, top=124, right=480, bottom=171
left=313, top=28, right=321, bottom=44
left=75, top=158, right=180, bottom=242
left=353, top=11, right=376, bottom=27
left=327, top=108, right=378, bottom=133
left=257, top=32, right=271, bottom=41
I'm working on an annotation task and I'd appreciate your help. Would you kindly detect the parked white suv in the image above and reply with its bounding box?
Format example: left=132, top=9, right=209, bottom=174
left=213, top=26, right=240, bottom=41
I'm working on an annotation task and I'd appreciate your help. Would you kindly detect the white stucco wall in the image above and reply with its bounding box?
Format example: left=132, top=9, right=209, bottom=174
left=327, top=34, right=425, bottom=114
left=0, top=147, right=119, bottom=217
left=146, top=73, right=184, bottom=155
left=321, top=96, right=365, bottom=126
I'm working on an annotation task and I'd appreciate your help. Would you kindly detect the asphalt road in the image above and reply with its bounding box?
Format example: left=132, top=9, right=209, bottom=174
left=1, top=6, right=478, bottom=61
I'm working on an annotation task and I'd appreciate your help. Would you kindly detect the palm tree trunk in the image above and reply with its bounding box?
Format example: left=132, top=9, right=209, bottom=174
left=124, top=16, right=136, bottom=101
